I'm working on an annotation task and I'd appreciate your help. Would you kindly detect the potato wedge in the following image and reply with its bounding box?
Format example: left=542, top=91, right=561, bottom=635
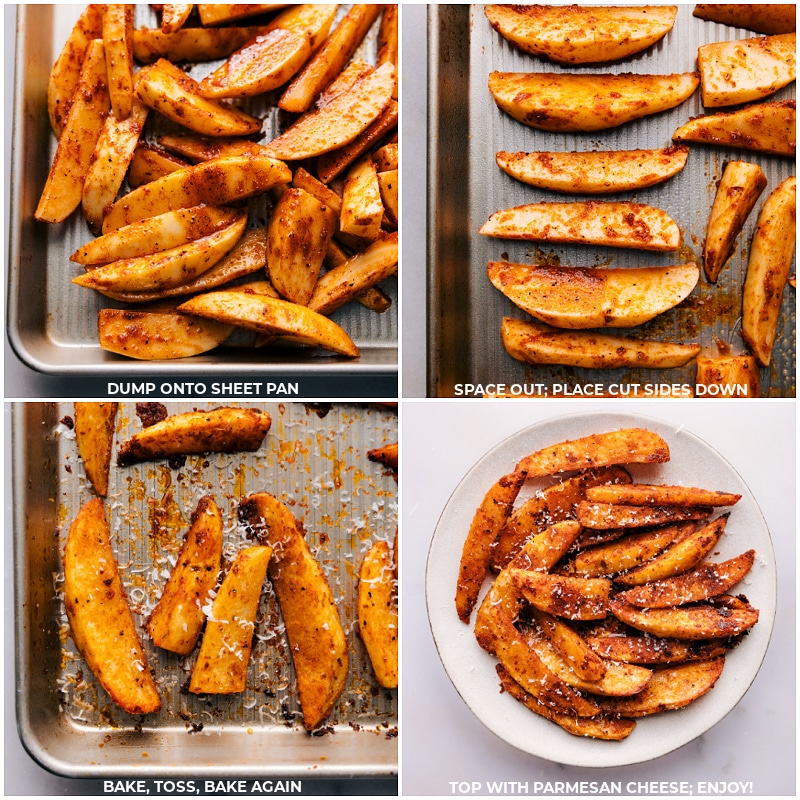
left=609, top=597, right=759, bottom=640
left=695, top=355, right=761, bottom=398
left=238, top=493, right=349, bottom=729
left=485, top=5, right=678, bottom=65
left=699, top=33, right=796, bottom=108
left=36, top=39, right=110, bottom=224
left=488, top=263, right=699, bottom=330
left=703, top=161, right=768, bottom=282
left=47, top=4, right=104, bottom=138
left=373, top=143, right=398, bottom=173
left=340, top=156, right=384, bottom=240
left=117, top=407, right=271, bottom=465
left=177, top=291, right=360, bottom=357
left=501, top=317, right=701, bottom=370
left=127, top=143, right=189, bottom=187
left=267, top=188, right=337, bottom=306
left=742, top=176, right=797, bottom=366
left=577, top=502, right=712, bottom=530
left=616, top=550, right=756, bottom=608
left=74, top=402, right=118, bottom=497
left=104, top=5, right=135, bottom=120
left=378, top=5, right=398, bottom=98
left=531, top=609, right=607, bottom=683
left=157, top=134, right=275, bottom=163
left=480, top=201, right=680, bottom=251
left=496, top=146, right=689, bottom=195
left=133, top=25, right=272, bottom=63
left=489, top=71, right=699, bottom=132
left=614, top=516, right=727, bottom=586
left=587, top=634, right=739, bottom=665
left=188, top=545, right=272, bottom=694
left=497, top=665, right=635, bottom=741
left=377, top=169, right=398, bottom=227
left=103, top=155, right=291, bottom=232
left=598, top=659, right=725, bottom=716
left=266, top=63, right=395, bottom=160
left=64, top=498, right=161, bottom=714
left=358, top=540, right=398, bottom=688
left=148, top=496, right=223, bottom=654
left=672, top=100, right=796, bottom=156
left=197, top=4, right=288, bottom=26
left=278, top=4, right=383, bottom=113
left=455, top=470, right=526, bottom=623
left=368, top=442, right=398, bottom=471
left=511, top=570, right=610, bottom=620
left=586, top=484, right=741, bottom=508
left=161, top=3, right=193, bottom=34
left=693, top=4, right=796, bottom=35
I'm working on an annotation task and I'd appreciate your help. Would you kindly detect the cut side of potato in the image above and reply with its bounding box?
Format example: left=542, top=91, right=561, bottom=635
left=132, top=25, right=272, bottom=63
left=340, top=156, right=384, bottom=240
left=74, top=402, right=119, bottom=497
left=488, top=263, right=699, bottom=329
left=695, top=355, right=761, bottom=398
left=501, top=317, right=700, bottom=369
left=485, top=5, right=677, bottom=65
left=161, top=4, right=193, bottom=35
left=672, top=100, right=796, bottom=156
left=127, top=143, right=189, bottom=187
left=693, top=5, right=796, bottom=36
left=496, top=146, right=689, bottom=195
left=489, top=71, right=699, bottom=132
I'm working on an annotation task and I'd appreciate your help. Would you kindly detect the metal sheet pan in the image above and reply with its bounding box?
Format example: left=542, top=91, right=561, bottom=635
left=427, top=5, right=795, bottom=398
left=7, top=5, right=397, bottom=378
left=13, top=402, right=398, bottom=778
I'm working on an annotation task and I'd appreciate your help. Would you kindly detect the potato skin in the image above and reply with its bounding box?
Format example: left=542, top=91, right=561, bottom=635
left=693, top=4, right=796, bottom=35
left=73, top=402, right=118, bottom=496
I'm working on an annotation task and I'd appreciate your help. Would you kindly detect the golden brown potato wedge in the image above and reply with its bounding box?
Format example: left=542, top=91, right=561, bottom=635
left=104, top=5, right=135, bottom=121
left=127, top=143, right=189, bottom=187
left=340, top=156, right=384, bottom=240
left=373, top=143, right=399, bottom=173
left=73, top=402, right=118, bottom=497
left=496, top=146, right=689, bottom=195
left=488, top=263, right=699, bottom=330
left=64, top=498, right=161, bottom=714
left=455, top=470, right=526, bottom=623
left=177, top=291, right=360, bottom=357
left=377, top=5, right=398, bottom=98
left=157, top=134, right=275, bottom=162
left=704, top=161, right=768, bottom=282
left=531, top=609, right=607, bottom=683
left=511, top=570, right=611, bottom=620
left=368, top=442, right=398, bottom=471
left=358, top=540, right=398, bottom=688
left=133, top=25, right=271, bottom=63
left=586, top=484, right=741, bottom=508
left=117, top=407, right=271, bottom=465
left=742, top=176, right=797, bottom=366
left=148, top=496, right=223, bottom=654
left=501, top=317, right=701, bottom=370
left=672, top=100, right=796, bottom=156
left=695, top=355, right=761, bottom=398
left=161, top=3, right=193, bottom=34
left=36, top=39, right=110, bottom=224
left=188, top=545, right=272, bottom=694
left=598, top=659, right=725, bottom=716
left=587, top=634, right=739, bottom=665
left=489, top=71, right=698, bottom=132
left=485, top=5, right=678, bottom=65
left=693, top=4, right=796, bottom=35
left=238, top=493, right=348, bottom=730
left=577, top=501, right=712, bottom=530
left=616, top=550, right=756, bottom=608
left=197, top=4, right=288, bottom=26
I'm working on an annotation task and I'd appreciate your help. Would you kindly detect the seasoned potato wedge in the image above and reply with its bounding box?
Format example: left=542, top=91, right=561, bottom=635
left=358, top=540, right=398, bottom=688
left=117, top=407, right=271, bottom=465
left=511, top=570, right=611, bottom=620
left=373, top=143, right=398, bottom=173
left=496, top=146, right=689, bottom=195
left=598, top=659, right=725, bottom=716
left=157, top=134, right=275, bottom=162
left=501, top=317, right=701, bottom=370
left=132, top=25, right=272, bottom=63
left=480, top=201, right=680, bottom=251
left=485, top=5, right=677, bottom=65
left=489, top=71, right=698, bottom=132
left=127, top=143, right=189, bottom=187
left=693, top=4, right=796, bottom=35
left=161, top=4, right=193, bottom=34
left=64, top=498, right=161, bottom=714
left=104, top=5, right=135, bottom=121
left=455, top=470, right=526, bottom=623
left=517, top=429, right=670, bottom=478
left=531, top=609, right=607, bottom=683
left=188, top=545, right=272, bottom=694
left=742, top=176, right=797, bottom=366
left=704, top=161, right=767, bottom=282
left=74, top=402, right=119, bottom=497
left=340, top=156, right=384, bottom=240
left=197, top=4, right=288, bottom=26
left=488, top=263, right=699, bottom=329
left=148, top=496, right=223, bottom=654
left=238, top=493, right=348, bottom=730
left=36, top=39, right=110, bottom=224
left=672, top=100, right=796, bottom=156
left=177, top=291, right=360, bottom=357
left=695, top=355, right=761, bottom=398
left=577, top=502, right=712, bottom=530
left=587, top=634, right=739, bottom=665
left=378, top=4, right=398, bottom=98
left=585, top=484, right=741, bottom=508
left=368, top=442, right=398, bottom=471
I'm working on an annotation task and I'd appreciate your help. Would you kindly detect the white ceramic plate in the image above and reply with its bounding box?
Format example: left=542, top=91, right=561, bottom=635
left=425, top=411, right=776, bottom=768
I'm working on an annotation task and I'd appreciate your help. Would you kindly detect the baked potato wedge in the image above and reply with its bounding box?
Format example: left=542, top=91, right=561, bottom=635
left=238, top=493, right=348, bottom=730
left=695, top=355, right=761, bottom=398
left=496, top=146, right=689, bottom=195
left=672, top=100, right=796, bottom=156
left=480, top=201, right=680, bottom=251
left=188, top=545, right=272, bottom=694
left=358, top=540, right=398, bottom=688
left=693, top=4, right=796, bottom=35
left=148, top=496, right=223, bottom=654
left=488, top=263, right=700, bottom=329
left=368, top=442, right=398, bottom=471
left=197, top=4, right=288, bottom=26
left=104, top=5, right=135, bottom=121
left=64, top=498, right=161, bottom=715
left=577, top=502, right=712, bottom=530
left=74, top=402, right=119, bottom=497
left=703, top=161, right=767, bottom=282
left=501, top=318, right=701, bottom=370
left=485, top=5, right=677, bottom=65
left=132, top=25, right=271, bottom=63
left=510, top=570, right=611, bottom=620
left=587, top=634, right=739, bottom=665
left=742, top=176, right=797, bottom=366
left=530, top=609, right=607, bottom=683
left=585, top=484, right=741, bottom=508
left=489, top=71, right=699, bottom=132
left=698, top=33, right=796, bottom=108
left=161, top=4, right=193, bottom=34
left=117, top=407, right=271, bottom=465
